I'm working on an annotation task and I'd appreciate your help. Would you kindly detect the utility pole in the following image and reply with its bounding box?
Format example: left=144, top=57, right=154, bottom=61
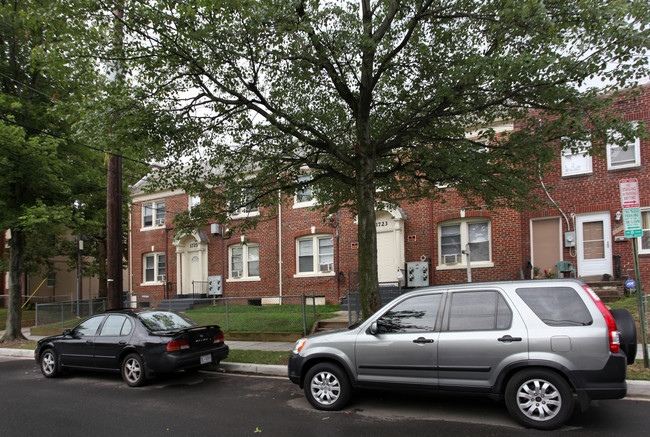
left=107, top=2, right=124, bottom=310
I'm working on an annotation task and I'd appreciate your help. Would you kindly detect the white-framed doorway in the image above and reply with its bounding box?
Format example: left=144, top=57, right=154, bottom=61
left=576, top=212, right=612, bottom=277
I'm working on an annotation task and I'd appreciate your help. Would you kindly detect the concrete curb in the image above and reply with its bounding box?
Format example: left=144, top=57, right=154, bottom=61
left=3, top=347, right=648, bottom=399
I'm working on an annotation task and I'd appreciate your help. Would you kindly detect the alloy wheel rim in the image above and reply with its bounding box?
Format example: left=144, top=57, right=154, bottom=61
left=516, top=378, right=562, bottom=422
left=42, top=353, right=55, bottom=375
left=124, top=358, right=142, bottom=383
left=310, top=371, right=341, bottom=406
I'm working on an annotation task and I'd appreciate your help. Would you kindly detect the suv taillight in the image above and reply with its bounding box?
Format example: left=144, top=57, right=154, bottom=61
left=584, top=286, right=620, bottom=354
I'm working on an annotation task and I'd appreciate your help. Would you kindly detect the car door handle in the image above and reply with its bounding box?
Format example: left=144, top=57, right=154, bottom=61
left=86, top=340, right=93, bottom=344
left=498, top=335, right=522, bottom=342
left=119, top=340, right=127, bottom=345
left=413, top=337, right=435, bottom=344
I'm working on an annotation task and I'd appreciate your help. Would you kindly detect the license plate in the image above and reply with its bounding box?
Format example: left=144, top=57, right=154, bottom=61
left=200, top=354, right=212, bottom=365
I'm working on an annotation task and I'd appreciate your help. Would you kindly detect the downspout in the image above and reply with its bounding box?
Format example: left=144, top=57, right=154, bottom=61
left=430, top=198, right=435, bottom=284
left=277, top=191, right=283, bottom=304
left=336, top=211, right=340, bottom=300
left=128, top=203, right=133, bottom=306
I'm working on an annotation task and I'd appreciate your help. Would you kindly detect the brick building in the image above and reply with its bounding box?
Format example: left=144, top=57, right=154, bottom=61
left=127, top=87, right=650, bottom=306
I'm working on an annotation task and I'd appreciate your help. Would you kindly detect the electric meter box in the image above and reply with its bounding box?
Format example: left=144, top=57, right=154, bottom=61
left=406, top=262, right=429, bottom=287
left=208, top=275, right=223, bottom=296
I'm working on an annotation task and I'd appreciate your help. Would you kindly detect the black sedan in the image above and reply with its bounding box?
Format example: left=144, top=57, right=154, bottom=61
left=34, top=309, right=229, bottom=387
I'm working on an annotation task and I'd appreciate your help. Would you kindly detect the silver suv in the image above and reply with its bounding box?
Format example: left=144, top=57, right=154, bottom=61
left=288, top=279, right=637, bottom=430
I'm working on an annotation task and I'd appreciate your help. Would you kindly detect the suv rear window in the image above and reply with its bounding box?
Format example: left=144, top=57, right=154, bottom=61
left=516, top=287, right=593, bottom=326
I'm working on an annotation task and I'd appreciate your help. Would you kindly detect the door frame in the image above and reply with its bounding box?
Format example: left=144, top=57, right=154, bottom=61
left=576, top=212, right=612, bottom=277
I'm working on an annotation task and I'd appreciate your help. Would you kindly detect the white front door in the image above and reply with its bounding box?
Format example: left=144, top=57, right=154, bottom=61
left=375, top=210, right=405, bottom=283
left=576, top=213, right=612, bottom=277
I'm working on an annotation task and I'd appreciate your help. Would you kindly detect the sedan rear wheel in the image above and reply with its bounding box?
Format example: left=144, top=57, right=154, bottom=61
left=304, top=363, right=351, bottom=411
left=122, top=353, right=146, bottom=387
left=40, top=349, right=59, bottom=378
left=505, top=369, right=573, bottom=430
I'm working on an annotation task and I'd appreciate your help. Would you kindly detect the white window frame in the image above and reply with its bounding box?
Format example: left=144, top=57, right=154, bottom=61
left=607, top=124, right=641, bottom=170
left=229, top=190, right=260, bottom=219
left=227, top=243, right=261, bottom=281
left=189, top=195, right=201, bottom=211
left=639, top=209, right=650, bottom=255
left=561, top=140, right=593, bottom=177
left=294, top=174, right=316, bottom=208
left=294, top=234, right=335, bottom=277
left=142, top=201, right=166, bottom=229
left=437, top=219, right=493, bottom=270
left=142, top=252, right=166, bottom=285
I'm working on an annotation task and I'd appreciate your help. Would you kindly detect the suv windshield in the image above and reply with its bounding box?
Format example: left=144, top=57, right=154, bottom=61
left=138, top=311, right=197, bottom=332
left=516, top=287, right=593, bottom=326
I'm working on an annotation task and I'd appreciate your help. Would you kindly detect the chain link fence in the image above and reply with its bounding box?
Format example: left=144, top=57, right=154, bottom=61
left=35, top=298, right=107, bottom=328
left=34, top=293, right=335, bottom=336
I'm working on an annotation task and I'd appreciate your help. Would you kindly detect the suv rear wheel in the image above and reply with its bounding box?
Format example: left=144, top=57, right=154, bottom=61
left=505, top=369, right=573, bottom=430
left=304, top=363, right=351, bottom=411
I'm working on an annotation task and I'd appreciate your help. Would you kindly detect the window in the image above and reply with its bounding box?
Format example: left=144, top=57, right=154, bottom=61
left=561, top=140, right=592, bottom=176
left=230, top=190, right=259, bottom=218
left=75, top=316, right=104, bottom=337
left=143, top=201, right=166, bottom=228
left=376, top=294, right=442, bottom=333
left=640, top=210, right=650, bottom=254
left=439, top=220, right=491, bottom=267
left=296, top=235, right=334, bottom=275
left=99, top=315, right=133, bottom=336
left=517, top=287, right=592, bottom=326
left=607, top=125, right=641, bottom=170
left=229, top=244, right=260, bottom=279
left=46, top=272, right=56, bottom=288
left=189, top=195, right=200, bottom=210
left=445, top=291, right=512, bottom=331
left=143, top=253, right=166, bottom=284
left=295, top=174, right=315, bottom=207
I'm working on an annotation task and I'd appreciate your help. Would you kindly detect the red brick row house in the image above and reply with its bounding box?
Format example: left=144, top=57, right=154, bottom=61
left=127, top=87, right=650, bottom=306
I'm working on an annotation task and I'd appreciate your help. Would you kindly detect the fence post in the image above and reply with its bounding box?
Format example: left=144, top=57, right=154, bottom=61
left=301, top=293, right=307, bottom=336
left=61, top=305, right=65, bottom=328
left=312, top=290, right=316, bottom=325
left=35, top=302, right=39, bottom=327
left=226, top=298, right=230, bottom=330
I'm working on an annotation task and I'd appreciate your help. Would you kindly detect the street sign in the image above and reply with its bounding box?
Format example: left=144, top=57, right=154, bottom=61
left=623, top=207, right=643, bottom=238
left=619, top=178, right=640, bottom=208
left=625, top=279, right=636, bottom=289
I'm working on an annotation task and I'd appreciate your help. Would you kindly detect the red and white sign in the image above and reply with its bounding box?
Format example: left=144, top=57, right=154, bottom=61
left=619, top=178, right=640, bottom=208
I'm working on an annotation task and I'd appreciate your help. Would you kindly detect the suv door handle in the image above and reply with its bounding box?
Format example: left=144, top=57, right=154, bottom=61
left=498, top=335, right=522, bottom=342
left=413, top=337, right=434, bottom=344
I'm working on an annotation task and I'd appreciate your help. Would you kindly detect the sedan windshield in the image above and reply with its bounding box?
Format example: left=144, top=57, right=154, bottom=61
left=138, top=311, right=197, bottom=332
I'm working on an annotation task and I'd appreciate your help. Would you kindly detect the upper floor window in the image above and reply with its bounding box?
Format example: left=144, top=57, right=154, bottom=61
left=640, top=209, right=650, bottom=255
left=439, top=220, right=491, bottom=267
left=295, top=174, right=316, bottom=208
left=143, top=253, right=166, bottom=284
left=561, top=140, right=592, bottom=177
left=607, top=125, right=641, bottom=170
left=229, top=243, right=260, bottom=280
left=230, top=190, right=259, bottom=219
left=143, top=201, right=166, bottom=228
left=189, top=195, right=201, bottom=210
left=296, top=235, right=334, bottom=276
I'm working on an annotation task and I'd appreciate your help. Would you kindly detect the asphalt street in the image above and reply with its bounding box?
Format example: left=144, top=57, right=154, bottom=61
left=2, top=356, right=650, bottom=437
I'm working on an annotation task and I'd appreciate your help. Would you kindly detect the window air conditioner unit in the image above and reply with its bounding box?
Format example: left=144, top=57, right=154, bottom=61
left=157, top=275, right=166, bottom=282
left=319, top=263, right=334, bottom=272
left=443, top=254, right=460, bottom=265
left=155, top=217, right=165, bottom=225
left=232, top=270, right=242, bottom=278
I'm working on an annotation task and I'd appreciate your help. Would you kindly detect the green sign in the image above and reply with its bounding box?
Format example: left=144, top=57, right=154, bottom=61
left=623, top=207, right=643, bottom=238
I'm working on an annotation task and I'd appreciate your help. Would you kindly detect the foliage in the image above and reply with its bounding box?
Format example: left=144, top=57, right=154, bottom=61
left=85, top=0, right=650, bottom=318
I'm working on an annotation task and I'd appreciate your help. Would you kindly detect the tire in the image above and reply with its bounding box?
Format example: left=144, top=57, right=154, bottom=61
left=121, top=353, right=146, bottom=387
left=610, top=308, right=637, bottom=365
left=40, top=349, right=59, bottom=378
left=304, top=363, right=351, bottom=411
left=505, top=369, right=574, bottom=430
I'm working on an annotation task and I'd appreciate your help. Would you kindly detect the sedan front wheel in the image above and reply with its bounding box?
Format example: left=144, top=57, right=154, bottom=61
left=40, top=349, right=59, bottom=378
left=122, top=353, right=146, bottom=387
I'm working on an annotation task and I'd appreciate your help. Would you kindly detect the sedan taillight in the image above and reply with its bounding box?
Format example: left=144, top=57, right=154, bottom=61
left=166, top=339, right=190, bottom=352
left=213, top=333, right=225, bottom=344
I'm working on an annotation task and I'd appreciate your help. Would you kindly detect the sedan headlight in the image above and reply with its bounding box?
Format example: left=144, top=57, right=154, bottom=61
left=293, top=338, right=307, bottom=354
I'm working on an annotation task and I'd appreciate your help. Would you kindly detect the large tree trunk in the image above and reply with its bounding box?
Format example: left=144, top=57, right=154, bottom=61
left=356, top=160, right=382, bottom=320
left=1, top=229, right=27, bottom=342
left=96, top=231, right=108, bottom=299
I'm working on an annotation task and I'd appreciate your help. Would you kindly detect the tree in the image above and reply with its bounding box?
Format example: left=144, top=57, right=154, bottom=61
left=112, top=0, right=648, bottom=318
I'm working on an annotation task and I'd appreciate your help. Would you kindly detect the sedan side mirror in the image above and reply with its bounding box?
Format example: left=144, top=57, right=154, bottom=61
left=63, top=329, right=72, bottom=336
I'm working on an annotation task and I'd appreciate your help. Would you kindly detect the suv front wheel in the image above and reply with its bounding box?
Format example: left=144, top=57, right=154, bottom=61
left=304, top=362, right=351, bottom=411
left=505, top=369, right=573, bottom=430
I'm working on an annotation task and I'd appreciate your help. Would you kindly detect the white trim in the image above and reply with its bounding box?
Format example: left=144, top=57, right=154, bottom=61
left=437, top=218, right=492, bottom=269
left=607, top=125, right=641, bottom=170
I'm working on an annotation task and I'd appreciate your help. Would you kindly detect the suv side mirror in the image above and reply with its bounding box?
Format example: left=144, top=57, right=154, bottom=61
left=369, top=321, right=379, bottom=335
